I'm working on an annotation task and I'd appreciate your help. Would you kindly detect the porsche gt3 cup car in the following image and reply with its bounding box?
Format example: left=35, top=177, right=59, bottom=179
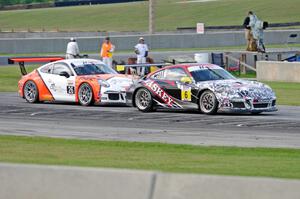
left=18, top=59, right=134, bottom=105
left=127, top=63, right=277, bottom=114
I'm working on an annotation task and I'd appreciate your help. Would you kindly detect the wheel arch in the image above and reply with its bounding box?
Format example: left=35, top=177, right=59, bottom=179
left=198, top=89, right=219, bottom=114
left=23, top=79, right=40, bottom=103
left=132, top=86, right=149, bottom=107
left=76, top=81, right=99, bottom=103
left=132, top=86, right=155, bottom=108
left=77, top=82, right=96, bottom=105
left=196, top=88, right=214, bottom=104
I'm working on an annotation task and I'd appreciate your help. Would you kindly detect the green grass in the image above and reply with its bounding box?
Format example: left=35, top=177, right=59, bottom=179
left=0, top=135, right=300, bottom=179
left=230, top=72, right=300, bottom=106
left=231, top=71, right=256, bottom=79
left=0, top=65, right=37, bottom=92
left=264, top=82, right=300, bottom=106
left=0, top=0, right=299, bottom=31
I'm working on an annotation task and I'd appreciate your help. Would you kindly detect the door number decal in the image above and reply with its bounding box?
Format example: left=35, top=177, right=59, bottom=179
left=181, top=87, right=191, bottom=101
left=67, top=86, right=75, bottom=94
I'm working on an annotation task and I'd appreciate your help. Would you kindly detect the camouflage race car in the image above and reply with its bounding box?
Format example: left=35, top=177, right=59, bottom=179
left=127, top=63, right=277, bottom=114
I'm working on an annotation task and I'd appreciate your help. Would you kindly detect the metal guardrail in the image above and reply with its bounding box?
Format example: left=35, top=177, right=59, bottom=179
left=224, top=54, right=256, bottom=71
left=177, top=22, right=300, bottom=31
left=116, top=63, right=169, bottom=76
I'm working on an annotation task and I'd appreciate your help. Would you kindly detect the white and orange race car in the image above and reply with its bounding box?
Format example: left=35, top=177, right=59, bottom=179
left=16, top=58, right=134, bottom=106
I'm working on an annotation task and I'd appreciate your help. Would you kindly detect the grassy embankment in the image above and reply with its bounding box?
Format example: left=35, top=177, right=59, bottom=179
left=0, top=65, right=299, bottom=105
left=0, top=135, right=300, bottom=179
left=0, top=0, right=299, bottom=32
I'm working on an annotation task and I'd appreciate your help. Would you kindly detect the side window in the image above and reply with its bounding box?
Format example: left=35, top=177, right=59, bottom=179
left=150, top=70, right=166, bottom=80
left=164, top=68, right=188, bottom=81
left=40, top=64, right=53, bottom=74
left=52, top=63, right=73, bottom=76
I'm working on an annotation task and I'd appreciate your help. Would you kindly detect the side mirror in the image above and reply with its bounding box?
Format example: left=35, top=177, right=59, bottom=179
left=59, top=71, right=70, bottom=78
left=180, top=76, right=192, bottom=84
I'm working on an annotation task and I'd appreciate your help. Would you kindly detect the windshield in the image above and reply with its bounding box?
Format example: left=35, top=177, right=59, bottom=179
left=190, top=68, right=236, bottom=82
left=72, top=62, right=117, bottom=75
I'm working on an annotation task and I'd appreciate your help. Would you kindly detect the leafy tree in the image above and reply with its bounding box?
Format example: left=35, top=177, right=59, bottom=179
left=0, top=0, right=52, bottom=6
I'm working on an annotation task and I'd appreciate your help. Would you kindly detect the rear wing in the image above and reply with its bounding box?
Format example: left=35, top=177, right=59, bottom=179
left=8, top=56, right=65, bottom=75
left=115, top=63, right=169, bottom=76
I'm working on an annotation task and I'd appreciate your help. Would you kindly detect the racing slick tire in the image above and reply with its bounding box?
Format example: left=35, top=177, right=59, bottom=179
left=78, top=83, right=94, bottom=106
left=135, top=88, right=153, bottom=112
left=199, top=90, right=218, bottom=115
left=23, top=80, right=39, bottom=103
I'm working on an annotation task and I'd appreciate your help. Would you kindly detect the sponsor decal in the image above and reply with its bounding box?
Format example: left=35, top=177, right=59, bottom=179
left=49, top=83, right=56, bottom=91
left=188, top=65, right=219, bottom=72
left=143, top=80, right=174, bottom=107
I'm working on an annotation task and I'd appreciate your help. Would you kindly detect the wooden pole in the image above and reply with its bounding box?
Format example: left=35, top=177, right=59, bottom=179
left=254, top=54, right=257, bottom=68
left=149, top=0, right=155, bottom=34
left=241, top=54, right=246, bottom=74
left=277, top=53, right=282, bottom=61
left=225, top=53, right=229, bottom=71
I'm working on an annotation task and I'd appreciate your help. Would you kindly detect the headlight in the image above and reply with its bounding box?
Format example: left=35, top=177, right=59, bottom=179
left=110, top=78, right=133, bottom=87
left=98, top=79, right=110, bottom=87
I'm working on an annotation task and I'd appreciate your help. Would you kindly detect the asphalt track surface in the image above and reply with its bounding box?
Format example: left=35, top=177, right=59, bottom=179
left=0, top=92, right=300, bottom=148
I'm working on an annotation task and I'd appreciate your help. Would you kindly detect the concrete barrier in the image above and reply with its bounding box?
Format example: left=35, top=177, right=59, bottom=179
left=1, top=163, right=300, bottom=199
left=257, top=61, right=300, bottom=82
left=0, top=163, right=155, bottom=199
left=0, top=29, right=299, bottom=54
left=153, top=173, right=300, bottom=199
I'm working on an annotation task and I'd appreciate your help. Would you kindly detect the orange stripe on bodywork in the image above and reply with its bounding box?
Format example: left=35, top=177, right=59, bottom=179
left=75, top=76, right=101, bottom=103
left=18, top=70, right=54, bottom=101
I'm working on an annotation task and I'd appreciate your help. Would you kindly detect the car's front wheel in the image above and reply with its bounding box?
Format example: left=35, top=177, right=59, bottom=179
left=78, top=83, right=94, bottom=106
left=199, top=90, right=218, bottom=114
left=135, top=88, right=153, bottom=112
left=23, top=80, right=39, bottom=103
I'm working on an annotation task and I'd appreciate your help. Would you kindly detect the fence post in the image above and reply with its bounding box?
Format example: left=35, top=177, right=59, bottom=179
left=254, top=54, right=257, bottom=68
left=277, top=53, right=282, bottom=61
left=241, top=53, right=246, bottom=74
left=225, top=53, right=229, bottom=71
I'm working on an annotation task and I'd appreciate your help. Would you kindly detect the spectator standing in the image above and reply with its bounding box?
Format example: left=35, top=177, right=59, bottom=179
left=249, top=12, right=266, bottom=53
left=134, top=37, right=149, bottom=75
left=100, top=37, right=115, bottom=68
left=243, top=12, right=251, bottom=51
left=66, top=38, right=80, bottom=59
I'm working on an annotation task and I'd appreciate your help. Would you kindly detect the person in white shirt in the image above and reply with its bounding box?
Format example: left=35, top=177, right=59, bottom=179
left=66, top=38, right=80, bottom=59
left=134, top=37, right=149, bottom=75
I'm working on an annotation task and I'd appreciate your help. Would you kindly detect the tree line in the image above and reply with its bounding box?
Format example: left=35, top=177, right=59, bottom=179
left=0, top=0, right=55, bottom=6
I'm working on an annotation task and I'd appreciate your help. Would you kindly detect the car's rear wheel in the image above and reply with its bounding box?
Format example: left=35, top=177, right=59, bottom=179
left=78, top=83, right=94, bottom=106
left=199, top=90, right=218, bottom=114
left=135, top=88, right=153, bottom=112
left=23, top=80, right=39, bottom=103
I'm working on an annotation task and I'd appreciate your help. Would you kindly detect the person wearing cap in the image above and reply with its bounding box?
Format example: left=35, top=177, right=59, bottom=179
left=100, top=37, right=115, bottom=68
left=134, top=37, right=149, bottom=75
left=66, top=38, right=80, bottom=59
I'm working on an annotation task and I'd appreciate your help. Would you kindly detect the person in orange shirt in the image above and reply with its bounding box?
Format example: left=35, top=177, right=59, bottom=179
left=100, top=37, right=115, bottom=68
